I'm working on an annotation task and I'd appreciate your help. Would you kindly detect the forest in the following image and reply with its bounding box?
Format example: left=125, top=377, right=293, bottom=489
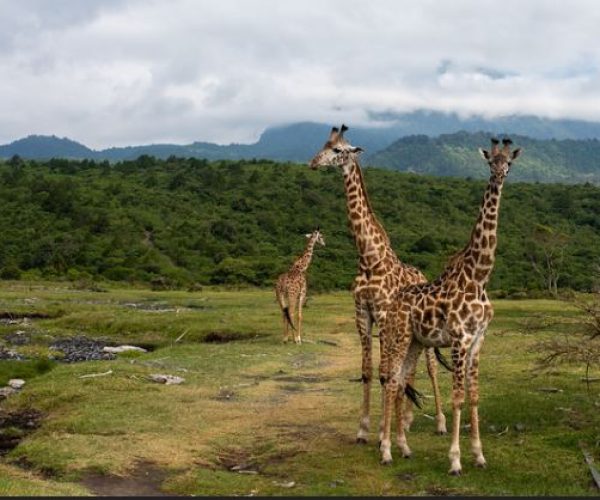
left=0, top=155, right=599, bottom=294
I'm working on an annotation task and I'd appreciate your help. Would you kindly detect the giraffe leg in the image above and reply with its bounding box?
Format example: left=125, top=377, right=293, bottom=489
left=380, top=313, right=411, bottom=465
left=468, top=332, right=486, bottom=468
left=288, top=296, right=298, bottom=345
left=296, top=285, right=306, bottom=345
left=448, top=338, right=469, bottom=476
left=395, top=340, right=423, bottom=458
left=401, top=352, right=419, bottom=432
left=355, top=297, right=374, bottom=444
left=282, top=311, right=289, bottom=343
left=425, top=347, right=447, bottom=435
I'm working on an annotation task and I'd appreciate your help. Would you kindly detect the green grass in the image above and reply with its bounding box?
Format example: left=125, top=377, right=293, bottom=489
left=0, top=281, right=598, bottom=496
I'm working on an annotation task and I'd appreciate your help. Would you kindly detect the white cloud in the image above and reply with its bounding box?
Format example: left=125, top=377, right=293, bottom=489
left=1, top=0, right=600, bottom=147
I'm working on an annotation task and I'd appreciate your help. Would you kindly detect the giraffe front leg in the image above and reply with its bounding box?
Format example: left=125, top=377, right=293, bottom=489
left=380, top=315, right=411, bottom=465
left=468, top=333, right=486, bottom=468
left=448, top=340, right=468, bottom=476
left=355, top=299, right=373, bottom=444
left=425, top=347, right=447, bottom=435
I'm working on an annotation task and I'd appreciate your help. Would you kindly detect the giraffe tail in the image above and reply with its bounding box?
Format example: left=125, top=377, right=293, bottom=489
left=283, top=307, right=296, bottom=331
left=404, top=383, right=424, bottom=409
left=434, top=347, right=453, bottom=372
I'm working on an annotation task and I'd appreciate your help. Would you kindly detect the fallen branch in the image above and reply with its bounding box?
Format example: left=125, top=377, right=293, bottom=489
left=580, top=445, right=600, bottom=490
left=174, top=329, right=189, bottom=344
left=78, top=369, right=113, bottom=379
left=580, top=377, right=600, bottom=383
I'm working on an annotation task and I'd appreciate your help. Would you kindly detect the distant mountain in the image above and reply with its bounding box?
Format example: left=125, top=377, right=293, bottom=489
left=0, top=135, right=95, bottom=159
left=368, top=131, right=600, bottom=183
left=5, top=110, right=600, bottom=174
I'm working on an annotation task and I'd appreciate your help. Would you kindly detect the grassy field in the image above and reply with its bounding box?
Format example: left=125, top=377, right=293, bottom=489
left=0, top=281, right=598, bottom=496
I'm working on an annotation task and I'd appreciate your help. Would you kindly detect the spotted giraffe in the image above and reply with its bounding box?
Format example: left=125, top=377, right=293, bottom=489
left=309, top=125, right=449, bottom=442
left=379, top=138, right=522, bottom=475
left=275, top=228, right=325, bottom=344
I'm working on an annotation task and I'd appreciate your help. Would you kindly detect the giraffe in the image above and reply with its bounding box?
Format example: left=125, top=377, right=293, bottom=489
left=275, top=228, right=325, bottom=344
left=378, top=138, right=522, bottom=475
left=309, top=125, right=449, bottom=442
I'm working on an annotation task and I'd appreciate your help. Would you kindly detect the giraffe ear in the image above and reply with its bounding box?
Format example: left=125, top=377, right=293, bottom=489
left=350, top=146, right=364, bottom=154
left=479, top=148, right=491, bottom=160
left=511, top=148, right=522, bottom=160
left=305, top=233, right=312, bottom=238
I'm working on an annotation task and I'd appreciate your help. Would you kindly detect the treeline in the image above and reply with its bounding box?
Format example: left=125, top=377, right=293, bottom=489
left=0, top=155, right=599, bottom=293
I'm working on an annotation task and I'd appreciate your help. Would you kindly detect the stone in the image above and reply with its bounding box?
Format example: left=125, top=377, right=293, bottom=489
left=103, top=345, right=147, bottom=354
left=0, top=387, right=16, bottom=399
left=148, top=374, right=185, bottom=385
left=8, top=379, right=25, bottom=390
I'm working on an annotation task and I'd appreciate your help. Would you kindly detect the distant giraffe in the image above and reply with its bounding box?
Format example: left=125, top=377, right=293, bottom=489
left=309, top=125, right=449, bottom=441
left=275, top=228, right=325, bottom=344
left=379, top=138, right=522, bottom=475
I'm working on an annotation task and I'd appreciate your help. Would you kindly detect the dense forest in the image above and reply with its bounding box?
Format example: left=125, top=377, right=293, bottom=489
left=0, top=155, right=599, bottom=293
left=369, top=131, right=600, bottom=183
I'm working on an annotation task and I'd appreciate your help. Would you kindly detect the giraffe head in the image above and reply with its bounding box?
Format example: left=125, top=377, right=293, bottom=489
left=306, top=227, right=326, bottom=246
left=309, top=124, right=364, bottom=171
left=478, top=137, right=522, bottom=181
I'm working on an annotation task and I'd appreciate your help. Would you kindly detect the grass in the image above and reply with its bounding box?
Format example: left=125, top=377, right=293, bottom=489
left=0, top=280, right=598, bottom=496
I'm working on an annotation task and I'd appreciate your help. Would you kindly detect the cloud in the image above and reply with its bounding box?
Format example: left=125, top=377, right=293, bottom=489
left=1, top=0, right=600, bottom=147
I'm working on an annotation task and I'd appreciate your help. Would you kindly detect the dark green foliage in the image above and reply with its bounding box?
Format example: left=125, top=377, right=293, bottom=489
left=0, top=157, right=599, bottom=291
left=368, top=131, right=600, bottom=183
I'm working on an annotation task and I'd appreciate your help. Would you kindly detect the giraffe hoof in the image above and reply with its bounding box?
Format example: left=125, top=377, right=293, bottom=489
left=356, top=437, right=368, bottom=445
left=436, top=430, right=448, bottom=436
left=403, top=453, right=412, bottom=459
left=448, top=468, right=462, bottom=476
left=475, top=460, right=487, bottom=468
left=380, top=458, right=393, bottom=466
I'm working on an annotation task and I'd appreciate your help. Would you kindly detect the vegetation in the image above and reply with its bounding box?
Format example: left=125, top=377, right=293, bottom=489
left=0, top=283, right=597, bottom=495
left=0, top=157, right=599, bottom=293
left=369, top=131, right=600, bottom=183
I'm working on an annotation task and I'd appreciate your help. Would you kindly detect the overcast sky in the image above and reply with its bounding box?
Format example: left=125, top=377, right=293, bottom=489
left=1, top=0, right=600, bottom=148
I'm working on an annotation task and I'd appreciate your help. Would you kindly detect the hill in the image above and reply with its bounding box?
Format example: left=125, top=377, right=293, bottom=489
left=0, top=157, right=598, bottom=293
left=6, top=110, right=600, bottom=170
left=368, top=131, right=600, bottom=183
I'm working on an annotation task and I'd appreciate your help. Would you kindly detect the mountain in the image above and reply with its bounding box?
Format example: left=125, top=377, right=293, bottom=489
left=5, top=110, right=600, bottom=174
left=367, top=131, right=600, bottom=183
left=0, top=135, right=95, bottom=159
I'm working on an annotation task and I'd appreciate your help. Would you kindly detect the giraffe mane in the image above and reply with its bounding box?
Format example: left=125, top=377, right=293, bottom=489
left=354, top=160, right=392, bottom=246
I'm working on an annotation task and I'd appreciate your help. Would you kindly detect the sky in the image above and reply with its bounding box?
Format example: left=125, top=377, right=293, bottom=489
left=1, top=0, right=600, bottom=148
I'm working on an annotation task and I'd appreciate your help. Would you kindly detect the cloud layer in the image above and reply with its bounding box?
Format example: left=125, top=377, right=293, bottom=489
left=1, top=0, right=600, bottom=147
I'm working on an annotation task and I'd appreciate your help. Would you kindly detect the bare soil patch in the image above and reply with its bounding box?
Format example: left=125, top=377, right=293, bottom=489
left=80, top=460, right=176, bottom=497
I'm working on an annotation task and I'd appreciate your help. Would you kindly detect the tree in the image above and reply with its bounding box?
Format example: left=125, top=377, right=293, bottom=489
left=527, top=224, right=570, bottom=297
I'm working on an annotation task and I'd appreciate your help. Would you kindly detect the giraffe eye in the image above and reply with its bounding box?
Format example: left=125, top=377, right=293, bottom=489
left=332, top=147, right=342, bottom=154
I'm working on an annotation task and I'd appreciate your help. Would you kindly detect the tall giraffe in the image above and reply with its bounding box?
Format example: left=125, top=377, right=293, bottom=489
left=275, top=228, right=325, bottom=344
left=379, top=138, right=522, bottom=475
left=309, top=125, right=448, bottom=441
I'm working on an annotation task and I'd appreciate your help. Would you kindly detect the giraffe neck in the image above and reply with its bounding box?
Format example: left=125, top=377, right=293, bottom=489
left=342, top=157, right=394, bottom=271
left=445, top=175, right=504, bottom=287
left=291, top=237, right=317, bottom=274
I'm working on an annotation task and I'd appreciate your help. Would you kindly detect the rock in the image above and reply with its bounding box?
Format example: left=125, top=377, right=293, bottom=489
left=8, top=379, right=25, bottom=390
left=50, top=336, right=115, bottom=363
left=0, top=347, right=25, bottom=360
left=0, top=387, right=16, bottom=399
left=273, top=481, right=295, bottom=488
left=103, top=345, right=147, bottom=354
left=148, top=374, right=185, bottom=385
